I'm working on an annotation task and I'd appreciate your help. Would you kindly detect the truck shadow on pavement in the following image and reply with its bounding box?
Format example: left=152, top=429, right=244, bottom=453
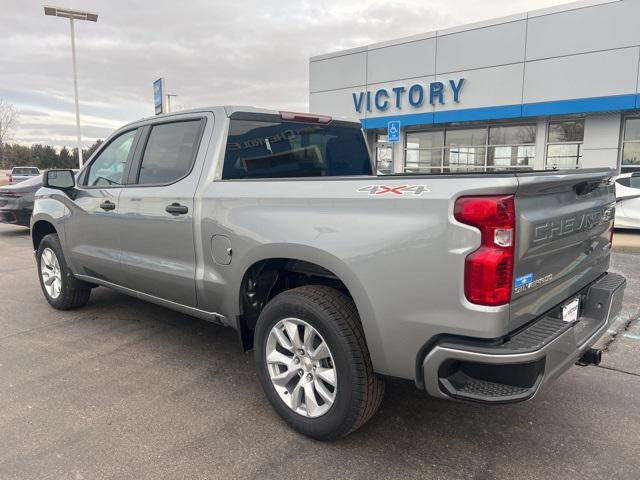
left=0, top=226, right=30, bottom=237
left=56, top=287, right=634, bottom=478
left=3, top=222, right=638, bottom=478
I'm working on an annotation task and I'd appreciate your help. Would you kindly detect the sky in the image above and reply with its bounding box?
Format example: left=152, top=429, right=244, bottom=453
left=0, top=0, right=578, bottom=149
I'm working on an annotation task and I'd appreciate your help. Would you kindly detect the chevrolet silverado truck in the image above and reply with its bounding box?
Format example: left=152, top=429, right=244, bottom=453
left=31, top=106, right=626, bottom=440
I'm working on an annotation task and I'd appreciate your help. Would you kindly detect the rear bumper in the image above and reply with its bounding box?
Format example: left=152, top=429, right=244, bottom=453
left=0, top=209, right=30, bottom=226
left=420, top=272, right=626, bottom=404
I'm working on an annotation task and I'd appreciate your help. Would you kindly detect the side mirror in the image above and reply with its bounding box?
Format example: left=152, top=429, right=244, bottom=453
left=44, top=169, right=75, bottom=190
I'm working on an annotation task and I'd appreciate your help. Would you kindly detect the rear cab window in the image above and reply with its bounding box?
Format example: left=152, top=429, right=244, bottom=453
left=222, top=115, right=371, bottom=179
left=12, top=167, right=39, bottom=175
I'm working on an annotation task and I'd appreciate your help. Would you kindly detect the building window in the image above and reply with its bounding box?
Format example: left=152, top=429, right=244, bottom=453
left=405, top=130, right=444, bottom=173
left=621, top=117, right=640, bottom=173
left=403, top=123, right=537, bottom=173
left=546, top=120, right=584, bottom=170
left=444, top=128, right=487, bottom=172
left=375, top=133, right=393, bottom=175
left=488, top=125, right=536, bottom=170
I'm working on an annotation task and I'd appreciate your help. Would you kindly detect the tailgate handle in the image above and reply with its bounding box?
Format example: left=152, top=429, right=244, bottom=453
left=574, top=181, right=600, bottom=196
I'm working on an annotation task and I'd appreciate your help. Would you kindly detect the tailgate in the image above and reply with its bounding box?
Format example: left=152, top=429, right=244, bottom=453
left=509, top=169, right=616, bottom=330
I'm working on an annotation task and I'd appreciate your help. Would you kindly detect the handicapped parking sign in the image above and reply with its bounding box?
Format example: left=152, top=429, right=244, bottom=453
left=388, top=121, right=400, bottom=143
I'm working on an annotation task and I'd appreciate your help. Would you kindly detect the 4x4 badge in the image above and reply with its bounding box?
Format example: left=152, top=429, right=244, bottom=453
left=357, top=185, right=430, bottom=196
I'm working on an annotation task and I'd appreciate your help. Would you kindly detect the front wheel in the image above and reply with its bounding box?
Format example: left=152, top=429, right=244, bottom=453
left=254, top=285, right=384, bottom=440
left=37, top=233, right=91, bottom=310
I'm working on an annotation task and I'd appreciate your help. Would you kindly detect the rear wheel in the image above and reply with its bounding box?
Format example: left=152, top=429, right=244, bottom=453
left=254, top=285, right=384, bottom=440
left=37, top=233, right=91, bottom=310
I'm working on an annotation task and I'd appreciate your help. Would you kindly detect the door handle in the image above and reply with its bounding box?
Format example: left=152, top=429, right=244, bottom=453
left=100, top=200, right=116, bottom=211
left=165, top=202, right=189, bottom=215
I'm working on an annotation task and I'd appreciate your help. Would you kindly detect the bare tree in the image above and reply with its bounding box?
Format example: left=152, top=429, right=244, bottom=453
left=0, top=99, right=18, bottom=170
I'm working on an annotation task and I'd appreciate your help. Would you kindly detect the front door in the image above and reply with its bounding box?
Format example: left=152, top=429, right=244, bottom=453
left=117, top=117, right=207, bottom=307
left=66, top=128, right=140, bottom=285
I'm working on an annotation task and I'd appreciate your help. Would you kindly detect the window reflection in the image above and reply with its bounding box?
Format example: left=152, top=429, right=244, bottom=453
left=545, top=120, right=584, bottom=170
left=374, top=133, right=393, bottom=175
left=622, top=117, right=640, bottom=173
left=402, top=124, right=535, bottom=173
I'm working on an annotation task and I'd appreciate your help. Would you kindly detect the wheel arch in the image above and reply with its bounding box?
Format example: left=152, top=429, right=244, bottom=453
left=31, top=219, right=58, bottom=251
left=232, top=244, right=380, bottom=359
left=30, top=192, right=70, bottom=252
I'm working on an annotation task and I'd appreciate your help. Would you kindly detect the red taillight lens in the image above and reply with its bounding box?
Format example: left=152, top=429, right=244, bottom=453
left=0, top=191, right=21, bottom=198
left=8, top=176, right=12, bottom=184
left=454, top=195, right=515, bottom=306
left=280, top=111, right=332, bottom=124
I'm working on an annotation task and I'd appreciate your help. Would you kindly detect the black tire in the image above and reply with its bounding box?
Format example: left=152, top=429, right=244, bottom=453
left=36, top=233, right=91, bottom=310
left=254, top=285, right=384, bottom=440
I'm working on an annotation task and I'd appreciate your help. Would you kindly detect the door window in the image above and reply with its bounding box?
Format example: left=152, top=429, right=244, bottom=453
left=136, top=120, right=202, bottom=185
left=85, top=130, right=136, bottom=187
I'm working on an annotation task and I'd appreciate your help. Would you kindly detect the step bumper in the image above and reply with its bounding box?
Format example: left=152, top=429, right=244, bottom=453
left=421, top=273, right=626, bottom=404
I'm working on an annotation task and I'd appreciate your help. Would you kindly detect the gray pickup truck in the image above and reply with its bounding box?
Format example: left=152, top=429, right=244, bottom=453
left=31, top=106, right=626, bottom=440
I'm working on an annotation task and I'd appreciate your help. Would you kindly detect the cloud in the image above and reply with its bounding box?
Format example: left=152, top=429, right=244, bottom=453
left=1, top=0, right=575, bottom=148
left=18, top=109, right=50, bottom=117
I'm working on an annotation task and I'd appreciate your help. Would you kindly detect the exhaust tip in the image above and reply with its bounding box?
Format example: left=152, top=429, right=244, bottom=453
left=577, top=348, right=602, bottom=366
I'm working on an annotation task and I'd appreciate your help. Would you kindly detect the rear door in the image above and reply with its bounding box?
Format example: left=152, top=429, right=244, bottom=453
left=116, top=114, right=209, bottom=307
left=66, top=128, right=141, bottom=284
left=510, top=169, right=616, bottom=328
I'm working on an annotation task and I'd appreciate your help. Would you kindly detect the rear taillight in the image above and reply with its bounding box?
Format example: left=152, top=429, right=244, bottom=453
left=0, top=191, right=21, bottom=198
left=8, top=175, right=12, bottom=184
left=454, top=195, right=516, bottom=306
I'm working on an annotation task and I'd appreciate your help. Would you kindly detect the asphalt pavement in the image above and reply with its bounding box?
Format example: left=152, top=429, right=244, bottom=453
left=0, top=223, right=639, bottom=480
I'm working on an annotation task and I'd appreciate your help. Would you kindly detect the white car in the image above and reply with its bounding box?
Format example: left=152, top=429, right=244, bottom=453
left=8, top=166, right=40, bottom=184
left=615, top=172, right=640, bottom=229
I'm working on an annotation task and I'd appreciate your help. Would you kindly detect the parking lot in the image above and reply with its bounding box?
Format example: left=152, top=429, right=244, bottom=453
left=0, top=223, right=639, bottom=480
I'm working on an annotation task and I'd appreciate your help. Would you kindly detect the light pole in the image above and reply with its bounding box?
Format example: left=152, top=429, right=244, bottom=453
left=44, top=6, right=98, bottom=168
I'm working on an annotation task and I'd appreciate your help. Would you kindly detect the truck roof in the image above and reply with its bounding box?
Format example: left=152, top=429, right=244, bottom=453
left=132, top=105, right=358, bottom=127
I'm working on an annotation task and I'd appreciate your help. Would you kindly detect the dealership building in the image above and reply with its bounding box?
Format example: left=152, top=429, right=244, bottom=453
left=309, top=0, right=640, bottom=174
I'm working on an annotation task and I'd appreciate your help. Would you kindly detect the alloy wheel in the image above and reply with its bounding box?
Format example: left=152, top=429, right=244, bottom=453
left=40, top=247, right=62, bottom=299
left=265, top=317, right=337, bottom=418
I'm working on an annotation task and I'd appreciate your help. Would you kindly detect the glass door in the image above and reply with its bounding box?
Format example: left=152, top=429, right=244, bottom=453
left=374, top=133, right=393, bottom=175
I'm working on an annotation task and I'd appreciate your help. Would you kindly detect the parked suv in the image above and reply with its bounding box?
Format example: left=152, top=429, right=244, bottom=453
left=31, top=107, right=626, bottom=440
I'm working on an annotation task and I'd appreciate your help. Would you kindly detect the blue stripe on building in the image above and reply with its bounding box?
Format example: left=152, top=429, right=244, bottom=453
left=360, top=93, right=640, bottom=129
